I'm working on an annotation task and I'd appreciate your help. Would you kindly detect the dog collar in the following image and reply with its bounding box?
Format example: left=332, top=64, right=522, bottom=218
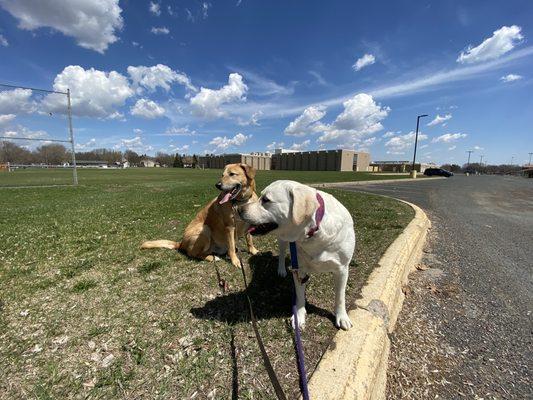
left=306, top=192, right=325, bottom=238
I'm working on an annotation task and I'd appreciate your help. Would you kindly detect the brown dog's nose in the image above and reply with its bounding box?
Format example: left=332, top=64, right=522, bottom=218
left=215, top=182, right=222, bottom=190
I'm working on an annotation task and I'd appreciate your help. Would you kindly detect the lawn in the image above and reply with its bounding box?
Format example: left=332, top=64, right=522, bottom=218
left=0, top=168, right=413, bottom=399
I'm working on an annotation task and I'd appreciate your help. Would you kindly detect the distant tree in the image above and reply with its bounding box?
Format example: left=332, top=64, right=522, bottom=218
left=35, top=144, right=68, bottom=165
left=124, top=150, right=141, bottom=166
left=155, top=152, right=173, bottom=167
left=0, top=141, right=34, bottom=164
left=173, top=153, right=184, bottom=168
left=441, top=163, right=461, bottom=173
left=192, top=154, right=199, bottom=168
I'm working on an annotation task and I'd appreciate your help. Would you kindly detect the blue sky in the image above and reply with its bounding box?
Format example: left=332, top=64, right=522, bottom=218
left=0, top=0, right=532, bottom=165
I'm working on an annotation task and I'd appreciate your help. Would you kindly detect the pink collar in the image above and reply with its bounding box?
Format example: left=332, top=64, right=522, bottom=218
left=306, top=192, right=325, bottom=238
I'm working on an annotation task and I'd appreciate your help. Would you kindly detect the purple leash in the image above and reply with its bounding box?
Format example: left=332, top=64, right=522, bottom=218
left=290, top=241, right=310, bottom=400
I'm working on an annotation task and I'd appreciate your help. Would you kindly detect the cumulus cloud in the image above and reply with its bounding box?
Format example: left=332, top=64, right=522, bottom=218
left=237, top=111, right=263, bottom=126
left=209, top=132, right=250, bottom=151
left=427, top=114, right=452, bottom=126
left=0, top=0, right=123, bottom=53
left=0, top=114, right=16, bottom=125
left=0, top=34, right=8, bottom=46
left=43, top=65, right=133, bottom=118
left=160, top=126, right=198, bottom=136
left=149, top=1, right=161, bottom=16
left=473, top=145, right=483, bottom=151
left=500, top=73, right=522, bottom=83
left=432, top=133, right=467, bottom=143
left=190, top=73, right=248, bottom=118
left=1, top=125, right=48, bottom=146
left=169, top=143, right=190, bottom=152
left=130, top=99, right=165, bottom=119
left=457, top=25, right=523, bottom=64
left=383, top=131, right=396, bottom=138
left=76, top=138, right=97, bottom=150
left=385, top=131, right=428, bottom=153
left=352, top=53, right=375, bottom=71
left=317, top=93, right=390, bottom=147
left=448, top=145, right=457, bottom=151
left=284, top=105, right=326, bottom=136
left=127, top=64, right=196, bottom=93
left=151, top=26, right=169, bottom=35
left=0, top=89, right=34, bottom=114
left=288, top=140, right=310, bottom=151
left=266, top=141, right=285, bottom=151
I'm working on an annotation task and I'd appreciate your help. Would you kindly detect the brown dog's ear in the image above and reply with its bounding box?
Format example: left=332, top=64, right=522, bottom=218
left=240, top=163, right=256, bottom=180
left=291, top=186, right=318, bottom=225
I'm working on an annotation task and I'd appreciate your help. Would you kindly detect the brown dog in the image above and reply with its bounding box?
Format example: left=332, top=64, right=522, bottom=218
left=141, top=163, right=259, bottom=267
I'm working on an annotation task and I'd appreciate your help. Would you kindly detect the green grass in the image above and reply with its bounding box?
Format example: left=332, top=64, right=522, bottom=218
left=0, top=168, right=413, bottom=399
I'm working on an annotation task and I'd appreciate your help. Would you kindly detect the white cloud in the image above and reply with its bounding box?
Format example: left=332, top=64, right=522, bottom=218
left=117, top=136, right=153, bottom=153
left=161, top=126, right=198, bottom=136
left=0, top=34, right=8, bottom=46
left=308, top=70, right=327, bottom=86
left=127, top=64, right=196, bottom=93
left=383, top=131, right=396, bottom=138
left=432, top=133, right=467, bottom=143
left=76, top=138, right=96, bottom=150
left=317, top=93, right=390, bottom=147
left=352, top=54, right=376, bottom=71
left=0, top=89, right=34, bottom=114
left=0, top=0, right=123, bottom=53
left=209, top=132, right=250, bottom=151
left=284, top=105, right=326, bottom=136
left=149, top=2, right=161, bottom=16
left=190, top=73, right=248, bottom=118
left=130, top=99, right=166, bottom=119
left=419, top=144, right=429, bottom=149
left=266, top=141, right=284, bottom=151
left=231, top=67, right=294, bottom=96
left=500, top=73, right=522, bottom=83
left=385, top=131, right=428, bottom=153
left=202, top=2, right=210, bottom=19
left=448, top=145, right=457, bottom=151
left=288, top=140, right=310, bottom=151
left=169, top=143, right=190, bottom=152
left=457, top=25, right=523, bottom=64
left=473, top=145, right=483, bottom=151
left=1, top=125, right=48, bottom=145
left=151, top=26, right=169, bottom=35
left=237, top=111, right=262, bottom=126
left=43, top=65, right=133, bottom=118
left=0, top=114, right=16, bottom=124
left=427, top=114, right=452, bottom=126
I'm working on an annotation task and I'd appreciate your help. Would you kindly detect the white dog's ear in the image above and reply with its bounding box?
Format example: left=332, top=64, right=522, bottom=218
left=291, top=186, right=318, bottom=225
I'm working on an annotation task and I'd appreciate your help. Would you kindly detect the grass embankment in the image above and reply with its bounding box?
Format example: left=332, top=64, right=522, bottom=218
left=0, top=168, right=413, bottom=399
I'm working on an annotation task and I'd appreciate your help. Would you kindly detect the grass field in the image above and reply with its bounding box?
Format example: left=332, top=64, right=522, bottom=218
left=0, top=168, right=413, bottom=399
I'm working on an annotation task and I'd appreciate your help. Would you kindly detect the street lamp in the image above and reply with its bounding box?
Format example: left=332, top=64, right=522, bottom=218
left=411, top=114, right=428, bottom=177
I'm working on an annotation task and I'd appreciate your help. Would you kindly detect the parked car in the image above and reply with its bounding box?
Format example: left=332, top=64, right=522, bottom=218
left=424, top=168, right=454, bottom=177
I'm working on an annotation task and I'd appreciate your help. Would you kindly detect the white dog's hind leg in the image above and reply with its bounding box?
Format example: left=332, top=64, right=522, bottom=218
left=277, top=239, right=288, bottom=277
left=290, top=273, right=307, bottom=329
left=333, top=268, right=352, bottom=330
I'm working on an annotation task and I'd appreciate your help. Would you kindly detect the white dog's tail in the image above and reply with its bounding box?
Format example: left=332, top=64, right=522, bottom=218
left=140, top=240, right=180, bottom=250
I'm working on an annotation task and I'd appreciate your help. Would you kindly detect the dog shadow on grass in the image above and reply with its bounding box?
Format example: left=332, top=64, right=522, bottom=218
left=190, top=251, right=334, bottom=326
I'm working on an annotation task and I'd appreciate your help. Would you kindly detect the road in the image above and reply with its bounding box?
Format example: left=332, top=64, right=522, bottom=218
left=339, top=175, right=533, bottom=399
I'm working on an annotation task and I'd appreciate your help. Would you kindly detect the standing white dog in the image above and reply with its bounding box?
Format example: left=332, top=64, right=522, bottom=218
left=239, top=180, right=355, bottom=330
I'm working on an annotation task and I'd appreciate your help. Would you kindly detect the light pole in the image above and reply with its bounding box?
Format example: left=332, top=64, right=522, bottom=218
left=480, top=155, right=484, bottom=165
left=467, top=150, right=474, bottom=165
left=411, top=114, right=428, bottom=178
left=528, top=152, right=532, bottom=166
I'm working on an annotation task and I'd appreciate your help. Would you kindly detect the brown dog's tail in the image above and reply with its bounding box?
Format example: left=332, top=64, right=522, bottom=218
left=140, top=240, right=181, bottom=250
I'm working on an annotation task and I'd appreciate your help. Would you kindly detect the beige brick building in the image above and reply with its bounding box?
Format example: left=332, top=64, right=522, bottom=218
left=272, top=149, right=370, bottom=172
left=198, top=153, right=272, bottom=170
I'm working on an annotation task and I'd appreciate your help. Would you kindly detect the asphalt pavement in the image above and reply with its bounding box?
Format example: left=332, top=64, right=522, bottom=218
left=339, top=175, right=533, bottom=399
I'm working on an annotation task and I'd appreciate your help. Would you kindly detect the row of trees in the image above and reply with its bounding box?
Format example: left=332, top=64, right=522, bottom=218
left=440, top=163, right=524, bottom=175
left=0, top=141, right=200, bottom=168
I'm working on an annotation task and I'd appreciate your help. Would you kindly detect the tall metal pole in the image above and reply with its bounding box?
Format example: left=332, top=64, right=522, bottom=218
left=528, top=152, right=532, bottom=166
left=467, top=150, right=473, bottom=165
left=412, top=114, right=428, bottom=174
left=480, top=155, right=484, bottom=165
left=67, top=88, right=78, bottom=185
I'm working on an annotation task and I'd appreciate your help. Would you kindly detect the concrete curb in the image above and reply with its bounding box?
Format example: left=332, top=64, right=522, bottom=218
left=310, top=176, right=444, bottom=189
left=306, top=200, right=431, bottom=400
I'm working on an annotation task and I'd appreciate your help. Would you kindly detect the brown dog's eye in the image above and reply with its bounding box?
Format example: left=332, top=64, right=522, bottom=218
left=229, top=172, right=236, bottom=176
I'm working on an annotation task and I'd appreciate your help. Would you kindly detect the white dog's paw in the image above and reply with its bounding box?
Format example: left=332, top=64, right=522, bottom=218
left=335, top=312, right=352, bottom=331
left=291, top=308, right=306, bottom=330
left=277, top=263, right=287, bottom=278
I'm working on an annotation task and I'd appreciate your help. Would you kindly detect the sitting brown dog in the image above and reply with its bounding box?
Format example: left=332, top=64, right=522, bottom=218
left=141, top=163, right=258, bottom=267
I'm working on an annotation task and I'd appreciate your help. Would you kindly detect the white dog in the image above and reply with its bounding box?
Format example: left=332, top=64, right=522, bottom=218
left=239, top=180, right=355, bottom=330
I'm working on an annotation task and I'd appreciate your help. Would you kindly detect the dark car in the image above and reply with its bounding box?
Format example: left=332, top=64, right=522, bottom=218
left=423, top=168, right=454, bottom=177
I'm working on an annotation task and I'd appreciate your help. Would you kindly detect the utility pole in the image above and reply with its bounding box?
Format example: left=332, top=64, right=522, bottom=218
left=411, top=114, right=428, bottom=178
left=528, top=152, right=532, bottom=166
left=511, top=156, right=514, bottom=165
left=67, top=88, right=78, bottom=185
left=466, top=150, right=474, bottom=165
left=480, top=155, right=484, bottom=165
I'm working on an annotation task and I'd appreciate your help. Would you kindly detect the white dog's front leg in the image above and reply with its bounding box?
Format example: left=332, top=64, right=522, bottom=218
left=277, top=239, right=288, bottom=277
left=291, top=273, right=307, bottom=329
left=333, top=267, right=352, bottom=330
